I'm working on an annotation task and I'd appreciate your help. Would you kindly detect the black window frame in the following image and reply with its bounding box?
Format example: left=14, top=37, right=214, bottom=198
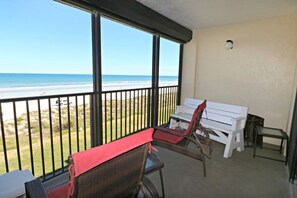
left=55, top=0, right=186, bottom=145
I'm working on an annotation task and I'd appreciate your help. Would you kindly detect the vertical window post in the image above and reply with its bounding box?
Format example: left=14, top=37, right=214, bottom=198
left=90, top=13, right=103, bottom=147
left=151, top=35, right=160, bottom=127
left=177, top=44, right=183, bottom=105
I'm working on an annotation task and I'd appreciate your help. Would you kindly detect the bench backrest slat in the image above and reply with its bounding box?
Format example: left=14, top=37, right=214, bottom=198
left=182, top=98, right=248, bottom=126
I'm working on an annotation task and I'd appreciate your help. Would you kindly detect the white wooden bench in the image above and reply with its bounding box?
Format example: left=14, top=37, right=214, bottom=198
left=169, top=98, right=248, bottom=158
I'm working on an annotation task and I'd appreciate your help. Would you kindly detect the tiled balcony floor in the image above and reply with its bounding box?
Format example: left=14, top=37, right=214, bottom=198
left=148, top=142, right=297, bottom=198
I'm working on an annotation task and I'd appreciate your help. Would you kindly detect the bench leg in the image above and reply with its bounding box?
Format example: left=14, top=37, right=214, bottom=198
left=223, top=130, right=244, bottom=158
left=224, top=133, right=235, bottom=158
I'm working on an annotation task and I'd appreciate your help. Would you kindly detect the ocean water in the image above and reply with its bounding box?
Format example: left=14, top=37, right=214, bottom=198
left=0, top=73, right=178, bottom=98
left=0, top=73, right=92, bottom=88
left=0, top=73, right=177, bottom=88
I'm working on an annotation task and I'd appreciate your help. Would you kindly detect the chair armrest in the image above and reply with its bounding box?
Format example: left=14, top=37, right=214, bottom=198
left=154, top=126, right=207, bottom=152
left=154, top=125, right=213, bottom=159
left=25, top=178, right=48, bottom=198
left=139, top=176, right=159, bottom=198
left=154, top=126, right=211, bottom=145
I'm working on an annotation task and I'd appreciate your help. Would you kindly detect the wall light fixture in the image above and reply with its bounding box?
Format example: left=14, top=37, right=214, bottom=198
left=225, top=40, right=233, bottom=50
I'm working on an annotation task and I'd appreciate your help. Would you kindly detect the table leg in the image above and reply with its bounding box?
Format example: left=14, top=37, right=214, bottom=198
left=285, top=138, right=289, bottom=165
left=253, top=130, right=258, bottom=158
left=280, top=138, right=284, bottom=154
left=159, top=169, right=165, bottom=198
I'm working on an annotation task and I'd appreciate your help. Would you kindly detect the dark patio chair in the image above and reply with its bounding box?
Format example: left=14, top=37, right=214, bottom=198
left=153, top=100, right=213, bottom=177
left=244, top=114, right=264, bottom=147
left=25, top=128, right=159, bottom=198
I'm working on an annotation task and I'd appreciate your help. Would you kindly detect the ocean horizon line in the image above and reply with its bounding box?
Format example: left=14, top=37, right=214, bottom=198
left=0, top=72, right=178, bottom=77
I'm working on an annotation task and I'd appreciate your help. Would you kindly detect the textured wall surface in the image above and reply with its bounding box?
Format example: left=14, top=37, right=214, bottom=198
left=195, top=15, right=297, bottom=130
left=181, top=30, right=198, bottom=104
left=182, top=15, right=297, bottom=136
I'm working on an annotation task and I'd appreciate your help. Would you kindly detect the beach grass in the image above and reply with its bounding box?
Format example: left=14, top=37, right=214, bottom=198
left=0, top=92, right=176, bottom=177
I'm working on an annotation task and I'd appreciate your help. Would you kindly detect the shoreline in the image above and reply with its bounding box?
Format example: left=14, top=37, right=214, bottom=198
left=0, top=82, right=176, bottom=99
left=0, top=83, right=177, bottom=121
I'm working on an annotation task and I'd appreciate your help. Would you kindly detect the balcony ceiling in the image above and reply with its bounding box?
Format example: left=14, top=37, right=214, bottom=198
left=137, top=0, right=297, bottom=29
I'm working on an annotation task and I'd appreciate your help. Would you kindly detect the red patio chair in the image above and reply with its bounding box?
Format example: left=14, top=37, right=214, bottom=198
left=153, top=100, right=213, bottom=177
left=25, top=128, right=159, bottom=198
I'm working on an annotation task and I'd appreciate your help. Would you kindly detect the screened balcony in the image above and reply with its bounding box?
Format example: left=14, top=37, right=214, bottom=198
left=1, top=0, right=297, bottom=197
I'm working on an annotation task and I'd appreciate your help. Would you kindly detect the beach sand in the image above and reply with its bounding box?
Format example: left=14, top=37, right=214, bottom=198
left=0, top=83, right=176, bottom=121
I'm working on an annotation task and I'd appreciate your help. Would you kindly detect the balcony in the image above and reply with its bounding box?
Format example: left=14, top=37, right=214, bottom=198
left=1, top=0, right=297, bottom=197
left=1, top=86, right=296, bottom=197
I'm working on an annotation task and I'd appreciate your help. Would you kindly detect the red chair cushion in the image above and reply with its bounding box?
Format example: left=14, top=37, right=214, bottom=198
left=154, top=129, right=184, bottom=144
left=48, top=183, right=68, bottom=198
left=153, top=100, right=207, bottom=144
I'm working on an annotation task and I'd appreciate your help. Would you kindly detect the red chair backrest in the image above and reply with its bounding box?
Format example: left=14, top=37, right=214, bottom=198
left=183, top=100, right=207, bottom=136
left=68, top=128, right=154, bottom=197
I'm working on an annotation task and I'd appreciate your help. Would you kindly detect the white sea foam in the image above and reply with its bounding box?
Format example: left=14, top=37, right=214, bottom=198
left=0, top=81, right=177, bottom=99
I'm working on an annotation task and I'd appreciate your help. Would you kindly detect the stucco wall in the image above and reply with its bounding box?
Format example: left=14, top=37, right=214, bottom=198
left=181, top=30, right=199, bottom=104
left=287, top=43, right=297, bottom=132
left=182, top=15, right=297, bottom=135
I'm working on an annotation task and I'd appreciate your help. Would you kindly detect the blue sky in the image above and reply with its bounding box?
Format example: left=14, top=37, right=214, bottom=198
left=0, top=0, right=180, bottom=76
